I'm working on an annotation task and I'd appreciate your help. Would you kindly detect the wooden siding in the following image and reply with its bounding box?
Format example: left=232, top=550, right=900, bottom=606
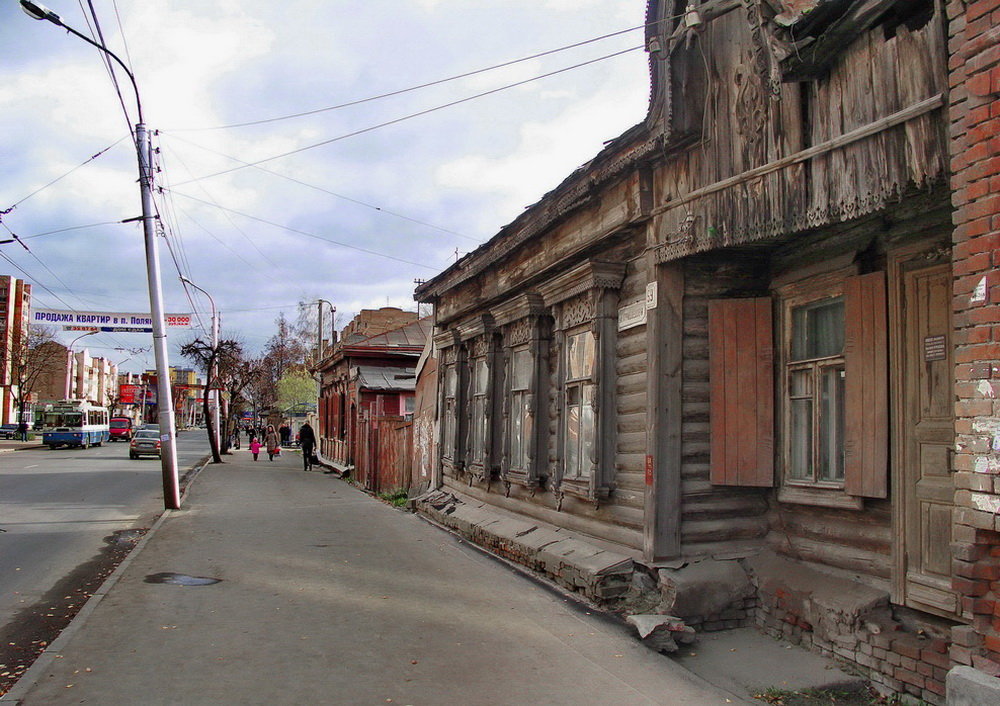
left=652, top=9, right=947, bottom=263
left=615, top=259, right=649, bottom=515
left=844, top=272, right=889, bottom=498
left=766, top=502, right=893, bottom=583
left=681, top=258, right=771, bottom=555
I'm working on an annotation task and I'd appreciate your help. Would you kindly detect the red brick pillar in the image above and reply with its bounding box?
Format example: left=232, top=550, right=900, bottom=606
left=948, top=0, right=1000, bottom=676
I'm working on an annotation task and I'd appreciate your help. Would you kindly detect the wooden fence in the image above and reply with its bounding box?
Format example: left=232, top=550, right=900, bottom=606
left=354, top=414, right=413, bottom=495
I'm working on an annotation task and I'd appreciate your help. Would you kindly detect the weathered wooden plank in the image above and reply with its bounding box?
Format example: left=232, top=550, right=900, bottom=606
left=650, top=95, right=944, bottom=218
left=681, top=516, right=769, bottom=544
left=617, top=430, right=647, bottom=454
left=616, top=370, right=647, bottom=395
left=771, top=537, right=891, bottom=581
left=616, top=351, right=648, bottom=375
left=844, top=272, right=889, bottom=497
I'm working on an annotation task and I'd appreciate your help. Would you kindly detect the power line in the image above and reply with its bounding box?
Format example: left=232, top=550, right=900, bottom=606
left=156, top=136, right=277, bottom=266
left=78, top=0, right=135, bottom=134
left=1, top=138, right=127, bottom=213
left=0, top=249, right=129, bottom=348
left=167, top=45, right=644, bottom=186
left=111, top=0, right=134, bottom=75
left=18, top=221, right=125, bottom=240
left=162, top=132, right=479, bottom=243
left=170, top=18, right=669, bottom=132
left=165, top=189, right=441, bottom=271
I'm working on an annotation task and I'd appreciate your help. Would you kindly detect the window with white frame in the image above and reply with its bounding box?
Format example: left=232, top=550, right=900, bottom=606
left=563, top=329, right=596, bottom=480
left=508, top=347, right=533, bottom=473
left=786, top=295, right=846, bottom=486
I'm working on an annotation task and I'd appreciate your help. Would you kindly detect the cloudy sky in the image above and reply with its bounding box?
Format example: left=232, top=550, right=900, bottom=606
left=0, top=0, right=652, bottom=373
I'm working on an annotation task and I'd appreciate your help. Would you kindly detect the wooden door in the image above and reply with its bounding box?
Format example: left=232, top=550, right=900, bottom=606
left=898, top=261, right=957, bottom=617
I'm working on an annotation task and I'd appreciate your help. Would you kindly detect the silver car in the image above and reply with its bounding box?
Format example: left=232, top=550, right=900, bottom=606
left=129, top=429, right=161, bottom=459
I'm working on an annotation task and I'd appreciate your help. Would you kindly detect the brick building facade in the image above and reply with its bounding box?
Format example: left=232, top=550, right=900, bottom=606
left=948, top=0, right=1000, bottom=676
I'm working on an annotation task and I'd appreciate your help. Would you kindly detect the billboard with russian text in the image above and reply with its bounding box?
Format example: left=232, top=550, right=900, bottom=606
left=32, top=308, right=191, bottom=332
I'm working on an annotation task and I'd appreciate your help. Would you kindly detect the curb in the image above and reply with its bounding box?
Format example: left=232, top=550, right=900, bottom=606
left=0, top=445, right=45, bottom=455
left=0, top=458, right=212, bottom=705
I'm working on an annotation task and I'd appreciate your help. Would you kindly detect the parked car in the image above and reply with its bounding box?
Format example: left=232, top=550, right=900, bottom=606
left=109, top=416, right=134, bottom=442
left=129, top=429, right=161, bottom=459
left=0, top=423, right=20, bottom=440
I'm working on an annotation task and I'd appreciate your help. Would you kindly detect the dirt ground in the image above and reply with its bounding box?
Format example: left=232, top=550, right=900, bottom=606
left=754, top=683, right=902, bottom=706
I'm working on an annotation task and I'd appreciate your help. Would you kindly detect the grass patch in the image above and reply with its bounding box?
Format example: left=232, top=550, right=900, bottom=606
left=377, top=489, right=409, bottom=507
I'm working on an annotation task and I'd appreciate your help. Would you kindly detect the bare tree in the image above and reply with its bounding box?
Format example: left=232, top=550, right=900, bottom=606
left=259, top=312, right=308, bottom=408
left=7, top=325, right=62, bottom=439
left=217, top=353, right=264, bottom=453
left=105, top=388, right=122, bottom=417
left=180, top=336, right=245, bottom=463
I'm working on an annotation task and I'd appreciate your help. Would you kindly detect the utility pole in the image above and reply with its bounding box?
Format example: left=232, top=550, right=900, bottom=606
left=20, top=1, right=180, bottom=509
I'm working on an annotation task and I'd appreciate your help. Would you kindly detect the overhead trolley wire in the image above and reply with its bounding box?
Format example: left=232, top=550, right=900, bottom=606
left=17, top=221, right=125, bottom=240
left=162, top=132, right=479, bottom=243
left=167, top=45, right=644, bottom=186
left=164, top=189, right=440, bottom=271
left=0, top=248, right=133, bottom=352
left=156, top=136, right=277, bottom=266
left=0, top=138, right=127, bottom=214
left=170, top=17, right=671, bottom=132
left=78, top=0, right=135, bottom=134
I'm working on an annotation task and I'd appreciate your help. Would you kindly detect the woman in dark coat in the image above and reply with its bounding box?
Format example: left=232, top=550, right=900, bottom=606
left=264, top=425, right=281, bottom=461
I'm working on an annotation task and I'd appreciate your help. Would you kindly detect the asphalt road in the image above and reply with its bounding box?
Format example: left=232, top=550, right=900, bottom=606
left=0, top=431, right=210, bottom=629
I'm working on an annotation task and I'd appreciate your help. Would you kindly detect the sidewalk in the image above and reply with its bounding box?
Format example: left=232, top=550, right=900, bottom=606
left=2, top=447, right=746, bottom=706
left=0, top=440, right=44, bottom=454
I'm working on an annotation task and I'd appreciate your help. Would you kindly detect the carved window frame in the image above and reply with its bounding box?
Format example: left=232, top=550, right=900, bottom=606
left=492, top=294, right=548, bottom=490
left=538, top=260, right=625, bottom=504
left=455, top=315, right=498, bottom=482
left=434, top=329, right=465, bottom=478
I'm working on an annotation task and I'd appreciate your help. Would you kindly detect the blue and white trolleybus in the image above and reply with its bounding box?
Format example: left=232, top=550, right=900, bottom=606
left=35, top=400, right=110, bottom=449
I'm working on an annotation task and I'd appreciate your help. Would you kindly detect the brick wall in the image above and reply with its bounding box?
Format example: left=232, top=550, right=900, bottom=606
left=948, top=0, right=1000, bottom=677
left=754, top=587, right=951, bottom=704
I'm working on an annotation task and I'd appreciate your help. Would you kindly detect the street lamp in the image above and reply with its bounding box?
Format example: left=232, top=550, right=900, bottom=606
left=179, top=276, right=220, bottom=455
left=21, top=0, right=180, bottom=509
left=316, top=299, right=335, bottom=361
left=67, top=330, right=98, bottom=399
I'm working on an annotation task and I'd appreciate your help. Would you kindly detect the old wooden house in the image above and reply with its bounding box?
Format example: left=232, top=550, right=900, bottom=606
left=414, top=0, right=1000, bottom=701
left=315, top=308, right=430, bottom=485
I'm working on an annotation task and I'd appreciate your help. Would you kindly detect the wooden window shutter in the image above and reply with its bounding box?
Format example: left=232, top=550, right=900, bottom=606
left=709, top=298, right=774, bottom=487
left=844, top=271, right=888, bottom=498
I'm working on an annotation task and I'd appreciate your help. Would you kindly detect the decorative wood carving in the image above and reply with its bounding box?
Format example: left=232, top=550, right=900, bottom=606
left=559, top=293, right=596, bottom=331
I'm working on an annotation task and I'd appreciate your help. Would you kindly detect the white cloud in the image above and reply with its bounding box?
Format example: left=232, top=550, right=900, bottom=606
left=0, top=0, right=651, bottom=361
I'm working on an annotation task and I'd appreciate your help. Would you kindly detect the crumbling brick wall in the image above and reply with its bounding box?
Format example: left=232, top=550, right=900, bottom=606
left=947, top=0, right=1000, bottom=678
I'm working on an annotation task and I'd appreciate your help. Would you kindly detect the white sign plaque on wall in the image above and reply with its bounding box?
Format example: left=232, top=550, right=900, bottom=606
left=618, top=299, right=647, bottom=331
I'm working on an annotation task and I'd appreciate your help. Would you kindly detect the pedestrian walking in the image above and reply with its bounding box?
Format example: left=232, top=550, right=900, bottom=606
left=279, top=422, right=291, bottom=447
left=298, top=421, right=316, bottom=471
left=249, top=437, right=261, bottom=461
left=264, top=425, right=280, bottom=461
